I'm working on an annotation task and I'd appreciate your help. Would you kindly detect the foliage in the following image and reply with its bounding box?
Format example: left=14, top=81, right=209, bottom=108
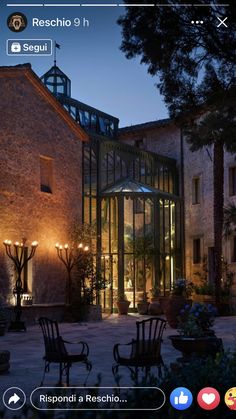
left=118, top=2, right=235, bottom=117
left=69, top=222, right=108, bottom=306
left=194, top=283, right=215, bottom=296
left=172, top=278, right=194, bottom=298
left=79, top=271, right=107, bottom=306
left=150, top=285, right=160, bottom=298
left=153, top=350, right=236, bottom=419
left=70, top=221, right=97, bottom=252
left=193, top=255, right=233, bottom=297
left=116, top=291, right=128, bottom=302
left=224, top=203, right=236, bottom=236
left=178, top=303, right=218, bottom=337
left=138, top=291, right=148, bottom=302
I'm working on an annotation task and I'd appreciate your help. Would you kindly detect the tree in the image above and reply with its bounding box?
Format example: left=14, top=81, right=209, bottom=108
left=118, top=1, right=236, bottom=116
left=118, top=1, right=236, bottom=304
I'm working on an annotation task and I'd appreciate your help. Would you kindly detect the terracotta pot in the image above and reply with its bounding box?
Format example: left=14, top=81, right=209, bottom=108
left=169, top=335, right=223, bottom=359
left=137, top=302, right=149, bottom=315
left=148, top=299, right=163, bottom=315
left=116, top=300, right=130, bottom=315
left=165, top=296, right=192, bottom=328
left=159, top=296, right=170, bottom=314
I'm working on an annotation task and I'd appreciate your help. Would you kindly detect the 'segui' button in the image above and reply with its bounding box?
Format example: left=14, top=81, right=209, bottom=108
left=7, top=39, right=52, bottom=56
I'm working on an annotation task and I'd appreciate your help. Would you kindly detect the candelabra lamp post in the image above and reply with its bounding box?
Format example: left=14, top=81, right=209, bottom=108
left=55, top=243, right=89, bottom=306
left=3, top=238, right=38, bottom=332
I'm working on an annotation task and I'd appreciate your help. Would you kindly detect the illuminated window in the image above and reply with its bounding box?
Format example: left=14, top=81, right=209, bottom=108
left=40, top=156, right=53, bottom=194
left=229, top=167, right=236, bottom=196
left=192, top=177, right=200, bottom=204
left=193, top=238, right=201, bottom=264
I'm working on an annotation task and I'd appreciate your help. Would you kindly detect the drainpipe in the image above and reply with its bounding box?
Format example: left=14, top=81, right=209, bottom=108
left=180, top=127, right=186, bottom=278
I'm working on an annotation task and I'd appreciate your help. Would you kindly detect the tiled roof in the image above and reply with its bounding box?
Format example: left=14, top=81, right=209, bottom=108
left=119, top=118, right=173, bottom=133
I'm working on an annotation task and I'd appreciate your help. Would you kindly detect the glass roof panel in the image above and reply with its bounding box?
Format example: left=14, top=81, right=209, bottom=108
left=102, top=178, right=159, bottom=194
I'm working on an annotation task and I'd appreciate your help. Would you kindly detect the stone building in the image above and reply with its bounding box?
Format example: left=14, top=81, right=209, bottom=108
left=0, top=63, right=235, bottom=312
left=0, top=64, right=87, bottom=305
left=119, top=120, right=236, bottom=308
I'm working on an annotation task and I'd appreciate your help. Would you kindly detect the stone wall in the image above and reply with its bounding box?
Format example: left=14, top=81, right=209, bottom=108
left=120, top=121, right=236, bottom=309
left=0, top=67, right=84, bottom=304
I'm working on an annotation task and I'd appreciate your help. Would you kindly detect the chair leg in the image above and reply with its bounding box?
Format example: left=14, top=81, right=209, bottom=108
left=58, top=363, right=63, bottom=386
left=66, top=364, right=71, bottom=387
left=83, top=361, right=92, bottom=386
left=112, top=364, right=119, bottom=377
left=40, top=360, right=48, bottom=386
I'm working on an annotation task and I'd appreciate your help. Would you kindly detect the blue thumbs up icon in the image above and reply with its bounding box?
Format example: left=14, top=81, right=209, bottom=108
left=170, top=387, right=193, bottom=410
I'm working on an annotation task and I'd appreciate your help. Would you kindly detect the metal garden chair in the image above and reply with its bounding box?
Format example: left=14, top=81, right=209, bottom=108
left=38, top=317, right=92, bottom=386
left=112, top=317, right=167, bottom=380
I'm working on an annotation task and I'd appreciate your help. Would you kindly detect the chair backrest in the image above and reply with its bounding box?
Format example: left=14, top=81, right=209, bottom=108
left=38, top=317, right=68, bottom=361
left=132, top=317, right=166, bottom=359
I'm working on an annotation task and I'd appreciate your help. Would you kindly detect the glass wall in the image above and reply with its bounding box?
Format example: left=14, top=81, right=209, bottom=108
left=83, top=139, right=182, bottom=312
left=123, top=197, right=155, bottom=307
left=101, top=197, right=118, bottom=311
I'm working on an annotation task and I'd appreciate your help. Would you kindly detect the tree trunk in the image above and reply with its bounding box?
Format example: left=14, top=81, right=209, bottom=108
left=213, top=140, right=224, bottom=305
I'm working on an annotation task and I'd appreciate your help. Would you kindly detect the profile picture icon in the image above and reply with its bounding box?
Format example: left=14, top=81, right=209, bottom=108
left=7, top=12, right=27, bottom=32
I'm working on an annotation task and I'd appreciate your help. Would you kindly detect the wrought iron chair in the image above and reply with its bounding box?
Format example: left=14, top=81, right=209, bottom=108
left=112, top=317, right=167, bottom=379
left=38, top=317, right=92, bottom=386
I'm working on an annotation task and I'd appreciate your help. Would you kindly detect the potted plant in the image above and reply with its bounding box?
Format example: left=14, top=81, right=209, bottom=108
left=169, top=303, right=223, bottom=359
left=137, top=291, right=149, bottom=315
left=148, top=286, right=162, bottom=315
left=165, top=278, right=194, bottom=328
left=0, top=305, right=7, bottom=336
left=116, top=292, right=130, bottom=315
left=193, top=282, right=215, bottom=305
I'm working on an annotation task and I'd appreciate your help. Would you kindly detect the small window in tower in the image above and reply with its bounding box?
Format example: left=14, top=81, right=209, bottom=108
left=40, top=156, right=53, bottom=194
left=192, top=177, right=200, bottom=204
left=229, top=167, right=236, bottom=196
left=193, top=238, right=201, bottom=264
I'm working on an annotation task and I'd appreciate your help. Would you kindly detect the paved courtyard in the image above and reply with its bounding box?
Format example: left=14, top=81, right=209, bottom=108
left=0, top=314, right=235, bottom=406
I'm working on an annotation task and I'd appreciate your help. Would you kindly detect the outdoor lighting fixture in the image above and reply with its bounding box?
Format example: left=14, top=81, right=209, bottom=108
left=3, top=238, right=38, bottom=331
left=55, top=242, right=89, bottom=305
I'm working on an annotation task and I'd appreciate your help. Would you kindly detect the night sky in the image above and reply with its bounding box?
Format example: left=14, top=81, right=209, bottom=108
left=0, top=1, right=169, bottom=127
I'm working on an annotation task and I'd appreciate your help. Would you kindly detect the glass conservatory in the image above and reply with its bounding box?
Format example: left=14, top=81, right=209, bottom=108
left=41, top=65, right=183, bottom=312
left=83, top=139, right=182, bottom=311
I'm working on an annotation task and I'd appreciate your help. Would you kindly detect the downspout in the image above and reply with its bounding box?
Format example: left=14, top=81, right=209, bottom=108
left=180, top=127, right=186, bottom=278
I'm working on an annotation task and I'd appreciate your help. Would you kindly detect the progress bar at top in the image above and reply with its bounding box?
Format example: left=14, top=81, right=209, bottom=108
left=6, top=3, right=230, bottom=6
